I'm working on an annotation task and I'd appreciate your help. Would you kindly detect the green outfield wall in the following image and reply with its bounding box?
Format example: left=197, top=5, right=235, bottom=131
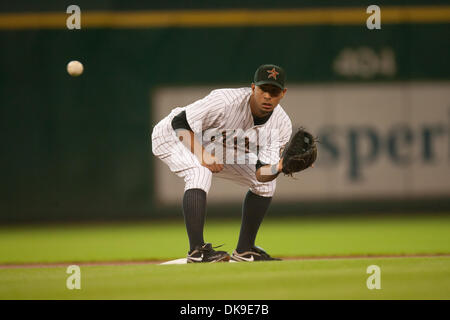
left=0, top=2, right=449, bottom=222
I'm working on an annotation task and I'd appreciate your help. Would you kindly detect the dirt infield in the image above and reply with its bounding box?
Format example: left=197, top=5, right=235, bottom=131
left=1, top=253, right=449, bottom=269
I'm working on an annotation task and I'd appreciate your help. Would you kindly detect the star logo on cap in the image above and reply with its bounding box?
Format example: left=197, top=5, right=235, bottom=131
left=267, top=68, right=279, bottom=80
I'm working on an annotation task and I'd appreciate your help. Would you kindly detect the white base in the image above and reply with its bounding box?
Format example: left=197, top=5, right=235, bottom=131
left=160, top=258, right=187, bottom=265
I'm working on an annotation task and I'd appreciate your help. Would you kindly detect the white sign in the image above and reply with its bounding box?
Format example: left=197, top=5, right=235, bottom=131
left=152, top=82, right=450, bottom=204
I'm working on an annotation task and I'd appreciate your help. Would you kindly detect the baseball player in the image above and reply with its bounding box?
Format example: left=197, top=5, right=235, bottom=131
left=151, top=64, right=294, bottom=262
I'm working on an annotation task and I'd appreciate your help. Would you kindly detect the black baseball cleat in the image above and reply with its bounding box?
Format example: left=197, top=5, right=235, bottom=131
left=187, top=243, right=231, bottom=263
left=231, top=246, right=282, bottom=262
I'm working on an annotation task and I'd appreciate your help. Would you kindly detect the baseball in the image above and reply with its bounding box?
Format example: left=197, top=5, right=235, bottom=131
left=67, top=60, right=84, bottom=77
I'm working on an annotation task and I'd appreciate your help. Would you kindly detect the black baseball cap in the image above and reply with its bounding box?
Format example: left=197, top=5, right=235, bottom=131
left=254, top=64, right=286, bottom=90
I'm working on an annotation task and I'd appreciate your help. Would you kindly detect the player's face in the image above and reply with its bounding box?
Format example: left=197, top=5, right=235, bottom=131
left=251, top=83, right=287, bottom=117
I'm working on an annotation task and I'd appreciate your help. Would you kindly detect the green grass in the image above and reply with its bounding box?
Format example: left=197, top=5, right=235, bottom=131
left=0, top=215, right=449, bottom=264
left=0, top=214, right=449, bottom=299
left=1, top=257, right=449, bottom=299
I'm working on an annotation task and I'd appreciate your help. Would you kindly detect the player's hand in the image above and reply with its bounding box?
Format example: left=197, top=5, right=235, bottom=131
left=201, top=152, right=224, bottom=173
left=277, top=158, right=283, bottom=173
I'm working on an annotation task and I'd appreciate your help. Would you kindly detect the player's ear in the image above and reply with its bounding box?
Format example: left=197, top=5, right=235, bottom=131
left=281, top=88, right=287, bottom=97
left=251, top=83, right=256, bottom=92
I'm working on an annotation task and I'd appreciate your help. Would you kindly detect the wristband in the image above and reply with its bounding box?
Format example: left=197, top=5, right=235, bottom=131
left=270, top=163, right=279, bottom=175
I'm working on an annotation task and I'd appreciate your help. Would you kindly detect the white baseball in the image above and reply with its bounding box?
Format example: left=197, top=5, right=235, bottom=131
left=67, top=60, right=84, bottom=77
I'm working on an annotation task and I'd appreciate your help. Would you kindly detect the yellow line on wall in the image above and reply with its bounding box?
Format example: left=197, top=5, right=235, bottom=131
left=0, top=6, right=449, bottom=29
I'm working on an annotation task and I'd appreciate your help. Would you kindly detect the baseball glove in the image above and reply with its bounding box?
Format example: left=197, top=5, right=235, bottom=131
left=281, top=128, right=318, bottom=176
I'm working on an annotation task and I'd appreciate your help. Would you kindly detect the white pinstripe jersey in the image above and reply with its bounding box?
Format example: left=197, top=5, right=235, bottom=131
left=179, top=87, right=292, bottom=166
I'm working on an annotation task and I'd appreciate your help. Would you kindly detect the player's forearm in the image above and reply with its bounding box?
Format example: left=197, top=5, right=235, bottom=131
left=255, top=160, right=283, bottom=182
left=174, top=129, right=204, bottom=159
left=174, top=128, right=224, bottom=173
